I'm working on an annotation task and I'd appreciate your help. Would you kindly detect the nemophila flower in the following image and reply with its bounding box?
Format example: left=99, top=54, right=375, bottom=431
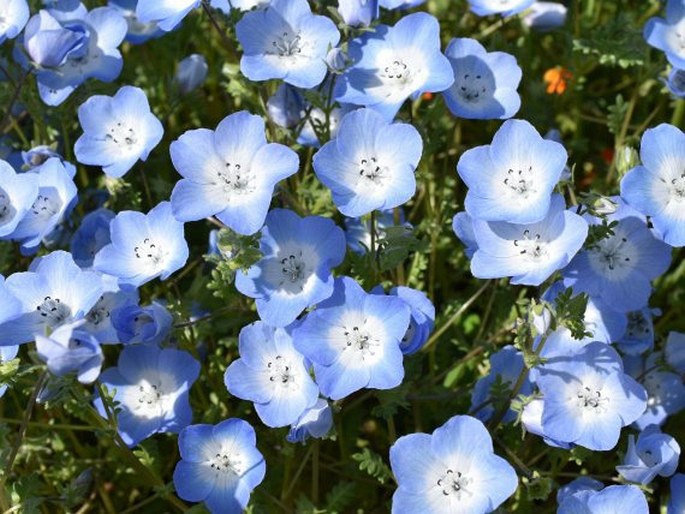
left=286, top=398, right=333, bottom=443
left=0, top=159, right=39, bottom=239
left=616, top=425, right=680, bottom=484
left=520, top=398, right=572, bottom=449
left=373, top=285, right=434, bottom=355
left=379, top=0, right=425, bottom=9
left=452, top=211, right=478, bottom=258
left=665, top=331, right=685, bottom=374
left=235, top=209, right=345, bottom=327
left=21, top=146, right=64, bottom=171
left=334, top=12, right=453, bottom=120
left=0, top=275, right=22, bottom=327
left=235, top=0, right=340, bottom=89
left=620, top=124, right=685, bottom=247
left=94, top=201, right=189, bottom=287
left=535, top=342, right=647, bottom=451
left=468, top=0, right=535, bottom=16
left=616, top=308, right=657, bottom=355
left=135, top=0, right=199, bottom=32
left=96, top=345, right=200, bottom=446
left=669, top=474, right=685, bottom=513
left=442, top=38, right=521, bottom=120
left=389, top=415, right=518, bottom=514
left=345, top=208, right=411, bottom=254
left=522, top=2, right=568, bottom=31
left=74, top=86, right=163, bottom=178
left=70, top=208, right=115, bottom=268
left=267, top=83, right=305, bottom=129
left=11, top=157, right=77, bottom=254
left=22, top=7, right=127, bottom=106
left=0, top=345, right=19, bottom=397
left=0, top=251, right=104, bottom=346
left=313, top=108, right=422, bottom=217
left=175, top=54, right=208, bottom=94
left=558, top=484, right=649, bottom=514
left=470, top=346, right=533, bottom=423
left=108, top=0, right=163, bottom=44
left=562, top=199, right=672, bottom=312
left=36, top=322, right=103, bottom=383
left=557, top=477, right=604, bottom=505
left=293, top=276, right=410, bottom=400
left=665, top=67, right=685, bottom=97
left=457, top=120, right=567, bottom=224
left=338, top=0, right=378, bottom=27
left=644, top=0, right=685, bottom=69
left=173, top=418, right=266, bottom=514
left=170, top=111, right=299, bottom=235
left=0, top=0, right=30, bottom=43
left=111, top=302, right=173, bottom=346
left=82, top=285, right=139, bottom=343
left=468, top=194, right=588, bottom=286
left=224, top=321, right=318, bottom=427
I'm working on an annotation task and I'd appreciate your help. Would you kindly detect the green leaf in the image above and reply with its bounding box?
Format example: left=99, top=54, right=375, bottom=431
left=351, top=448, right=393, bottom=484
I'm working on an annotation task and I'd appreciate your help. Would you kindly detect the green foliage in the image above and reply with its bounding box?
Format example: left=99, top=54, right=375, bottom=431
left=572, top=13, right=646, bottom=69
left=351, top=448, right=393, bottom=485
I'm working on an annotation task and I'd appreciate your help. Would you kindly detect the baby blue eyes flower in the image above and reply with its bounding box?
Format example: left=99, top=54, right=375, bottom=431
left=442, top=38, right=522, bottom=120
left=108, top=0, right=164, bottom=44
left=644, top=0, right=685, bottom=70
left=74, top=86, right=164, bottom=178
left=36, top=322, right=104, bottom=384
left=96, top=345, right=200, bottom=447
left=616, top=425, right=680, bottom=485
left=468, top=0, right=536, bottom=17
left=286, top=398, right=333, bottom=443
left=522, top=2, right=568, bottom=31
left=468, top=194, right=588, bottom=286
left=389, top=415, right=518, bottom=514
left=558, top=484, right=649, bottom=514
left=293, top=276, right=410, bottom=400
left=82, top=285, right=139, bottom=343
left=458, top=119, right=568, bottom=224
left=0, top=159, right=39, bottom=240
left=669, top=474, right=685, bottom=513
left=665, top=67, right=685, bottom=97
left=665, top=330, right=685, bottom=373
left=0, top=0, right=30, bottom=43
left=111, top=302, right=173, bottom=346
left=338, top=0, right=379, bottom=27
left=313, top=108, right=422, bottom=217
left=234, top=208, right=346, bottom=327
left=620, top=123, right=685, bottom=247
left=173, top=418, right=266, bottom=514
left=70, top=208, right=115, bottom=268
left=236, top=0, right=340, bottom=89
left=135, top=0, right=200, bottom=32
left=170, top=110, right=299, bottom=235
left=175, top=54, right=208, bottom=94
left=374, top=285, right=435, bottom=355
left=224, top=321, right=319, bottom=427
left=93, top=201, right=189, bottom=287
left=334, top=12, right=454, bottom=121
left=536, top=342, right=647, bottom=451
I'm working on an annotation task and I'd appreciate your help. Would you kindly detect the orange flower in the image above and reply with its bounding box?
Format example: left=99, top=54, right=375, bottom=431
left=543, top=66, right=572, bottom=94
left=422, top=92, right=434, bottom=101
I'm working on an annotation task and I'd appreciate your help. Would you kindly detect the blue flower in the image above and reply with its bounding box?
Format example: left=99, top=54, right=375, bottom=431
left=36, top=322, right=104, bottom=383
left=170, top=111, right=299, bottom=235
left=111, top=301, right=173, bottom=346
left=0, top=159, right=39, bottom=239
left=338, top=0, right=378, bottom=27
left=621, top=123, right=685, bottom=247
left=12, top=157, right=77, bottom=255
left=644, top=0, right=685, bottom=69
left=96, top=345, right=200, bottom=446
left=173, top=418, right=266, bottom=514
left=522, top=2, right=568, bottom=31
left=20, top=146, right=64, bottom=170
left=562, top=199, right=672, bottom=312
left=286, top=398, right=333, bottom=443
left=0, top=275, right=22, bottom=327
left=94, top=201, right=189, bottom=287
left=557, top=477, right=603, bottom=505
left=457, top=119, right=568, bottom=224
left=468, top=194, right=588, bottom=286
left=451, top=211, right=478, bottom=258
left=224, top=321, right=319, bottom=427
left=0, top=0, right=30, bottom=43
left=23, top=7, right=128, bottom=106
left=267, top=83, right=306, bottom=129
left=108, top=0, right=164, bottom=44
left=74, top=86, right=164, bottom=178
left=235, top=208, right=346, bottom=327
left=82, top=284, right=139, bottom=343
left=558, top=484, right=649, bottom=514
left=616, top=308, right=657, bottom=355
left=616, top=425, right=680, bottom=484
left=665, top=67, right=685, bottom=97
left=70, top=208, right=115, bottom=268
left=334, top=12, right=454, bottom=120
left=313, top=108, right=422, bottom=217
left=468, top=0, right=535, bottom=17
left=471, top=346, right=534, bottom=423
left=665, top=330, right=685, bottom=374
left=293, top=276, right=410, bottom=400
left=236, top=0, right=340, bottom=89
left=389, top=415, right=518, bottom=514
left=442, top=38, right=522, bottom=120
left=669, top=474, right=685, bottom=513
left=0, top=251, right=104, bottom=346
left=535, top=342, right=647, bottom=450
left=175, top=54, right=208, bottom=94
left=135, top=0, right=200, bottom=32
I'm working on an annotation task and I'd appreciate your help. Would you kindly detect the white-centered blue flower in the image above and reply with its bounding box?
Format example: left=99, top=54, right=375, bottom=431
left=468, top=0, right=535, bottom=17
left=74, top=86, right=164, bottom=178
left=286, top=398, right=333, bottom=443
left=36, top=322, right=104, bottom=384
left=558, top=484, right=649, bottom=514
left=0, top=159, right=39, bottom=240
left=0, top=0, right=30, bottom=43
left=616, top=425, right=680, bottom=485
left=135, top=0, right=200, bottom=32
left=644, top=0, right=685, bottom=69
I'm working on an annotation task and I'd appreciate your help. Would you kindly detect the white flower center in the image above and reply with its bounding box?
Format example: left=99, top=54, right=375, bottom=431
left=280, top=253, right=305, bottom=284
left=105, top=121, right=138, bottom=148
left=0, top=187, right=15, bottom=223
left=36, top=296, right=72, bottom=327
left=209, top=451, right=243, bottom=475
left=134, top=237, right=165, bottom=265
left=625, top=311, right=650, bottom=339
left=503, top=166, right=536, bottom=197
left=457, top=72, right=488, bottom=103
left=437, top=469, right=473, bottom=499
left=358, top=156, right=387, bottom=185
left=30, top=191, right=61, bottom=220
left=267, top=354, right=297, bottom=388
left=576, top=385, right=609, bottom=412
left=342, top=325, right=378, bottom=359
left=588, top=234, right=633, bottom=276
left=216, top=162, right=255, bottom=196
left=272, top=31, right=304, bottom=58
left=86, top=295, right=110, bottom=327
left=513, top=229, right=547, bottom=262
left=661, top=171, right=685, bottom=200
left=136, top=382, right=162, bottom=407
